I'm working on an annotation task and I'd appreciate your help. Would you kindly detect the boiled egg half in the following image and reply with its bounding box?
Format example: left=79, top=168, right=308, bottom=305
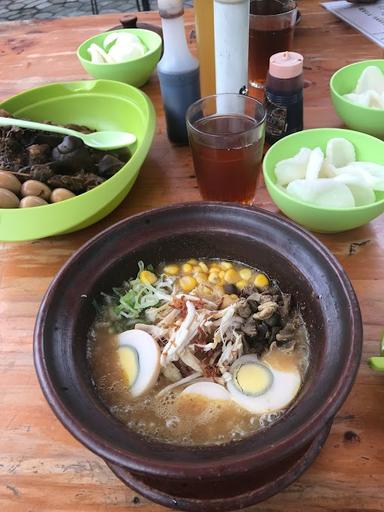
left=117, top=329, right=160, bottom=398
left=181, top=381, right=231, bottom=401
left=226, top=354, right=301, bottom=415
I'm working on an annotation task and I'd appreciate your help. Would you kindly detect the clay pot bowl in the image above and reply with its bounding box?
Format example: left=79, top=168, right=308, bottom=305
left=34, top=203, right=362, bottom=511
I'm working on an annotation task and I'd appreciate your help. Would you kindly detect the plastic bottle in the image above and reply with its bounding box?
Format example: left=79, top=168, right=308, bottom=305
left=265, top=51, right=304, bottom=144
left=157, top=0, right=201, bottom=145
left=194, top=0, right=215, bottom=97
left=214, top=0, right=249, bottom=96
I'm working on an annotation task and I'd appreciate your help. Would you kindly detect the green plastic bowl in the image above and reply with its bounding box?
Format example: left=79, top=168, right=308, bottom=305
left=77, top=29, right=162, bottom=87
left=330, top=59, right=384, bottom=139
left=0, top=79, right=155, bottom=242
left=263, top=128, right=384, bottom=233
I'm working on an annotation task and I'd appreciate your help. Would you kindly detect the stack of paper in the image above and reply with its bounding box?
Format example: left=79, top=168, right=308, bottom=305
left=322, top=0, right=384, bottom=48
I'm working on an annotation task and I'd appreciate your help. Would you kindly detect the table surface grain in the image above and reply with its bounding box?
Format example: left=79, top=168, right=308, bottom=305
left=1, top=3, right=384, bottom=511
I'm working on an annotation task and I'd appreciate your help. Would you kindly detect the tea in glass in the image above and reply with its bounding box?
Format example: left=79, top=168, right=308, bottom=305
left=186, top=94, right=266, bottom=204
left=249, top=0, right=297, bottom=90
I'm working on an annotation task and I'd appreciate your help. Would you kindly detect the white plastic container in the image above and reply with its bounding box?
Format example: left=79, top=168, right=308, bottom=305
left=214, top=0, right=250, bottom=95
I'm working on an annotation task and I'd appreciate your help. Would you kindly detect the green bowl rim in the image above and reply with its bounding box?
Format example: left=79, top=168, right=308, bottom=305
left=77, top=28, right=162, bottom=66
left=263, top=127, right=384, bottom=212
left=329, top=59, right=384, bottom=114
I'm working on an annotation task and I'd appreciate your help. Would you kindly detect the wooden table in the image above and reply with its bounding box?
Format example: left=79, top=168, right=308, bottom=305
left=1, top=3, right=384, bottom=511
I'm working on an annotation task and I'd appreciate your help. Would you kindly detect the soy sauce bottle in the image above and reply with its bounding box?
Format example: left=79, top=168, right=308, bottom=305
left=157, top=0, right=200, bottom=145
left=265, top=51, right=304, bottom=144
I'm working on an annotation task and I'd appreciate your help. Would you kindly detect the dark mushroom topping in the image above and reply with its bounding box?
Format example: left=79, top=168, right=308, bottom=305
left=97, top=154, right=125, bottom=178
left=47, top=172, right=105, bottom=194
left=52, top=136, right=93, bottom=173
left=0, top=116, right=129, bottom=202
left=27, top=144, right=51, bottom=165
left=224, top=283, right=239, bottom=295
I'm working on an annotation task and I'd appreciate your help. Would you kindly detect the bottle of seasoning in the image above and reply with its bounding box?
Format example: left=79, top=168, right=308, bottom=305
left=265, top=51, right=304, bottom=144
left=157, top=0, right=200, bottom=145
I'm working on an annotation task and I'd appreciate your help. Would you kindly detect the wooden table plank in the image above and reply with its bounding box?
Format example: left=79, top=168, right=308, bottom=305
left=1, top=3, right=384, bottom=511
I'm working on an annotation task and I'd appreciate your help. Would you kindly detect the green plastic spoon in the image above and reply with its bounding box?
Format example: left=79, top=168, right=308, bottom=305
left=0, top=116, right=136, bottom=150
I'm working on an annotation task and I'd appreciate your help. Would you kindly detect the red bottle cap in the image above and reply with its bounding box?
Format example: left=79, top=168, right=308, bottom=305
left=269, top=51, right=304, bottom=79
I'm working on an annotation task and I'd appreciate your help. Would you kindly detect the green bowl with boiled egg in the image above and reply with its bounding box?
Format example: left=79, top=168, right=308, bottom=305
left=0, top=79, right=155, bottom=241
left=330, top=59, right=384, bottom=138
left=263, top=128, right=384, bottom=233
left=77, top=29, right=162, bottom=87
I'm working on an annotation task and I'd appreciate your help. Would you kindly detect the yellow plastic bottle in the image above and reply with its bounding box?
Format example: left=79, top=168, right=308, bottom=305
left=194, top=0, right=216, bottom=97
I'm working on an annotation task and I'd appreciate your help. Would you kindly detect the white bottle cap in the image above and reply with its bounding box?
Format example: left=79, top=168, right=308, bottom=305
left=158, top=0, right=183, bottom=18
left=269, top=51, right=304, bottom=79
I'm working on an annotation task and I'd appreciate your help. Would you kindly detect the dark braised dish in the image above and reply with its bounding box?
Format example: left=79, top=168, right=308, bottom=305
left=0, top=109, right=130, bottom=208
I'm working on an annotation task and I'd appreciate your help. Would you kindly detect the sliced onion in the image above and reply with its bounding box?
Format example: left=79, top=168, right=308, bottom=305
left=286, top=179, right=355, bottom=208
left=354, top=65, right=384, bottom=95
left=334, top=173, right=375, bottom=206
left=325, top=138, right=356, bottom=168
left=275, top=147, right=311, bottom=186
left=334, top=162, right=384, bottom=191
left=305, top=147, right=324, bottom=180
left=87, top=43, right=111, bottom=63
left=103, top=32, right=142, bottom=49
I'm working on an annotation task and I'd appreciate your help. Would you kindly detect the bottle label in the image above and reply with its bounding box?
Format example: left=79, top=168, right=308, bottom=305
left=265, top=90, right=303, bottom=142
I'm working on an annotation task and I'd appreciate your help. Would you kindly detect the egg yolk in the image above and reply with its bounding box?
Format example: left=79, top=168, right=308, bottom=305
left=235, top=363, right=272, bottom=396
left=117, top=346, right=139, bottom=388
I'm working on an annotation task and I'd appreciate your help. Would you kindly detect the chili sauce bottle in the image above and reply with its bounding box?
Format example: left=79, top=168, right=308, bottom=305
left=157, top=0, right=201, bottom=145
left=265, top=51, right=304, bottom=144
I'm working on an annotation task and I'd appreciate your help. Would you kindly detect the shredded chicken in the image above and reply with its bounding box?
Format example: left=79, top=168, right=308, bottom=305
left=134, top=323, right=166, bottom=339
left=179, top=348, right=203, bottom=373
left=162, top=363, right=183, bottom=382
left=106, top=261, right=304, bottom=400
left=217, top=331, right=244, bottom=373
left=160, top=301, right=199, bottom=366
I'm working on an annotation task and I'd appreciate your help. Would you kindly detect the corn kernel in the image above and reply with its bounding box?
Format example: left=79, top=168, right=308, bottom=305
left=140, top=270, right=157, bottom=285
left=195, top=272, right=208, bottom=283
left=219, top=270, right=225, bottom=280
left=187, top=259, right=198, bottom=265
left=164, top=264, right=179, bottom=275
left=209, top=262, right=220, bottom=270
left=208, top=272, right=222, bottom=284
left=179, top=275, right=197, bottom=292
left=236, top=280, right=247, bottom=290
left=239, top=268, right=252, bottom=281
left=201, top=285, right=213, bottom=296
left=193, top=265, right=201, bottom=273
left=209, top=267, right=220, bottom=273
left=182, top=263, right=193, bottom=274
left=224, top=269, right=240, bottom=284
left=199, top=262, right=209, bottom=273
left=254, top=273, right=269, bottom=289
left=220, top=261, right=233, bottom=270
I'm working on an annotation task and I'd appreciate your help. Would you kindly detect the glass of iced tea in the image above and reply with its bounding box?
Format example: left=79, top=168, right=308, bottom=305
left=186, top=94, right=266, bottom=204
left=249, top=0, right=297, bottom=91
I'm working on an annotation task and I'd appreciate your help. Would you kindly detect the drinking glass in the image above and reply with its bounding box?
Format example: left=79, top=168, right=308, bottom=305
left=248, top=0, right=297, bottom=92
left=186, top=94, right=266, bottom=204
